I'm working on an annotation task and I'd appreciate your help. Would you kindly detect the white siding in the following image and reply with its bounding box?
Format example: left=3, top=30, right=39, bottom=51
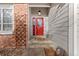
left=48, top=4, right=69, bottom=55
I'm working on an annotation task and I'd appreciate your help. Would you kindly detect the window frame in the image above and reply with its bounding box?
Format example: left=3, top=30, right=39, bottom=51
left=0, top=4, right=14, bottom=34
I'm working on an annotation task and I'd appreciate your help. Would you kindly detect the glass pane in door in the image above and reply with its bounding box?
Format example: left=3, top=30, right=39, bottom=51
left=37, top=19, right=42, bottom=27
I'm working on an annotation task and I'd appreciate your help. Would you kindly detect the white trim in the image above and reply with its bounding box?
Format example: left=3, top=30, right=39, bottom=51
left=12, top=4, right=14, bottom=34
left=0, top=4, right=13, bottom=9
left=27, top=4, right=29, bottom=48
left=29, top=5, right=50, bottom=8
left=74, top=3, right=77, bottom=56
left=0, top=31, right=13, bottom=34
left=69, top=3, right=74, bottom=56
left=1, top=9, right=3, bottom=31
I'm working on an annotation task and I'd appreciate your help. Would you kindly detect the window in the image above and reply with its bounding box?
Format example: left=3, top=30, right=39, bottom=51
left=0, top=4, right=13, bottom=34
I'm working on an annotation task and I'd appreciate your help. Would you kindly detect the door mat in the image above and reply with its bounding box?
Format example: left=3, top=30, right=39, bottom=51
left=28, top=48, right=45, bottom=56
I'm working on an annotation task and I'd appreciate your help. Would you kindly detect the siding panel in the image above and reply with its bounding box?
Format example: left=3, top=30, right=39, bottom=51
left=48, top=4, right=69, bottom=54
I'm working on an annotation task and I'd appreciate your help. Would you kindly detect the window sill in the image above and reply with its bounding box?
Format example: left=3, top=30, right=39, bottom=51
left=0, top=31, right=13, bottom=35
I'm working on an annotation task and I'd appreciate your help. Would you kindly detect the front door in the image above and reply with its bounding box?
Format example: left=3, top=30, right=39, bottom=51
left=32, top=17, right=44, bottom=36
left=36, top=18, right=44, bottom=35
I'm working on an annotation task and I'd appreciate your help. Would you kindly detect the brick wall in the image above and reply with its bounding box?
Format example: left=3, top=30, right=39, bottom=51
left=0, top=4, right=28, bottom=48
left=14, top=4, right=28, bottom=48
left=0, top=34, right=16, bottom=48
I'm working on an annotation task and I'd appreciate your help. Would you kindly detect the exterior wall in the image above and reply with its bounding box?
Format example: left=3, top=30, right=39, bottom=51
left=31, top=7, right=49, bottom=16
left=48, top=3, right=69, bottom=54
left=14, top=4, right=28, bottom=48
left=0, top=4, right=28, bottom=48
left=0, top=34, right=16, bottom=48
left=0, top=4, right=16, bottom=48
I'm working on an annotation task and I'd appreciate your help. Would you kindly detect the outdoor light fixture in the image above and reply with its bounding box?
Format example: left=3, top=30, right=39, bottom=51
left=38, top=10, right=41, bottom=16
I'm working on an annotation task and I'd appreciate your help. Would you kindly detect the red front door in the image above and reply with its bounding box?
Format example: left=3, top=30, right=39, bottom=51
left=36, top=18, right=44, bottom=35
left=32, top=17, right=44, bottom=36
